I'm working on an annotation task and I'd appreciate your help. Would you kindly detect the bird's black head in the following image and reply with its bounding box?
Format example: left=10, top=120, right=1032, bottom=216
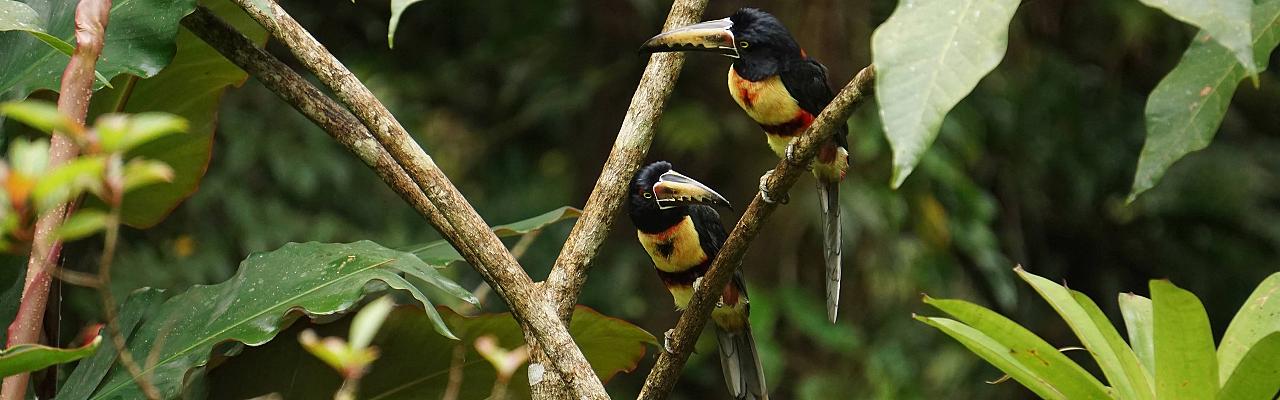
left=639, top=8, right=802, bottom=80
left=628, top=161, right=731, bottom=233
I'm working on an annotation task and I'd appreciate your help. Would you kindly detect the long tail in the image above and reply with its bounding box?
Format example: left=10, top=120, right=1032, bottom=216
left=716, top=326, right=768, bottom=400
left=817, top=180, right=842, bottom=323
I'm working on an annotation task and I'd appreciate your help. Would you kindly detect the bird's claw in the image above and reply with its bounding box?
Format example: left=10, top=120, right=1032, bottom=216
left=758, top=169, right=789, bottom=204
left=663, top=329, right=676, bottom=354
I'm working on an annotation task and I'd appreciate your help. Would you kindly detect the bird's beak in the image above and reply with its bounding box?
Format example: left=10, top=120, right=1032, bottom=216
left=639, top=17, right=738, bottom=58
left=652, top=170, right=732, bottom=210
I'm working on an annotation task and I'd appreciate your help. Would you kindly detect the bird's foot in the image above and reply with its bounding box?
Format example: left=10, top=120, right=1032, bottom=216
left=758, top=169, right=789, bottom=204
left=663, top=329, right=676, bottom=354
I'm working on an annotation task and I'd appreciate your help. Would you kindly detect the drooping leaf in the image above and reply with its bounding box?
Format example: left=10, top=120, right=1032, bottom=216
left=208, top=305, right=656, bottom=400
left=923, top=296, right=1110, bottom=399
left=1128, top=0, right=1280, bottom=201
left=1135, top=0, right=1256, bottom=78
left=82, top=241, right=473, bottom=399
left=0, top=336, right=101, bottom=377
left=406, top=206, right=581, bottom=266
left=1151, top=279, right=1218, bottom=400
left=1216, top=272, right=1279, bottom=384
left=86, top=0, right=268, bottom=228
left=914, top=315, right=1065, bottom=399
left=58, top=288, right=165, bottom=400
left=1016, top=267, right=1152, bottom=400
left=871, top=0, right=1021, bottom=187
left=1119, top=293, right=1156, bottom=374
left=1216, top=332, right=1280, bottom=400
left=0, top=0, right=200, bottom=100
left=387, top=0, right=427, bottom=48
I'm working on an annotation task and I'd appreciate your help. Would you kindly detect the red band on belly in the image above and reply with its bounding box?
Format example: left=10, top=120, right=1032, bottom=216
left=760, top=111, right=814, bottom=137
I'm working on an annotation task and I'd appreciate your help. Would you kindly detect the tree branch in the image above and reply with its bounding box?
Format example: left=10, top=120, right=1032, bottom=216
left=218, top=2, right=608, bottom=397
left=1, top=1, right=111, bottom=398
left=637, top=65, right=876, bottom=399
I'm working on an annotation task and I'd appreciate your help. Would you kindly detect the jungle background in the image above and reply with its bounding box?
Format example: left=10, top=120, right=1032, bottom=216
left=7, top=0, right=1279, bottom=398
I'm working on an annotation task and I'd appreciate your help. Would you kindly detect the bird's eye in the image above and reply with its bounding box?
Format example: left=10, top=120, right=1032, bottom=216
left=739, top=41, right=750, bottom=48
left=643, top=192, right=653, bottom=199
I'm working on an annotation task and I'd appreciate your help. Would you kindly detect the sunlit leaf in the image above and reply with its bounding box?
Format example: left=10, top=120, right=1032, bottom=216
left=96, top=112, right=188, bottom=153
left=7, top=137, right=49, bottom=178
left=1151, top=279, right=1217, bottom=400
left=1135, top=0, right=1256, bottom=78
left=1216, top=332, right=1280, bottom=399
left=0, top=100, right=80, bottom=136
left=31, top=155, right=107, bottom=212
left=56, top=209, right=108, bottom=241
left=871, top=0, right=1021, bottom=187
left=915, top=315, right=1065, bottom=399
left=1119, top=293, right=1155, bottom=374
left=120, top=158, right=175, bottom=193
left=1216, top=272, right=1279, bottom=384
left=349, top=295, right=395, bottom=350
left=0, top=336, right=101, bottom=377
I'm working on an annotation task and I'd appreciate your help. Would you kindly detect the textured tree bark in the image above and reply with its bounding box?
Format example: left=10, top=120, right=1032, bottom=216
left=224, top=1, right=608, bottom=397
left=637, top=66, right=876, bottom=399
left=1, top=1, right=111, bottom=399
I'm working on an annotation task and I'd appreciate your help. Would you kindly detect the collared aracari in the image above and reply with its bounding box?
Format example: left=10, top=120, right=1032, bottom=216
left=628, top=161, right=767, bottom=400
left=640, top=8, right=847, bottom=323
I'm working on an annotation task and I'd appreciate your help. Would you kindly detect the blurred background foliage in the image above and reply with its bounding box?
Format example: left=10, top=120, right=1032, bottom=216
left=15, top=0, right=1280, bottom=398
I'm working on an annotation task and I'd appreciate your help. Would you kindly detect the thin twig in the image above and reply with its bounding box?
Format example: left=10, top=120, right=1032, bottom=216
left=96, top=194, right=159, bottom=399
left=637, top=65, right=877, bottom=399
left=441, top=344, right=467, bottom=400
left=1, top=1, right=111, bottom=398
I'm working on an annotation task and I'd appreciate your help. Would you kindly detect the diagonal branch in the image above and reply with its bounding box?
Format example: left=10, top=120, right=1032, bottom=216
left=223, top=1, right=607, bottom=397
left=637, top=65, right=876, bottom=399
left=1, top=1, right=111, bottom=399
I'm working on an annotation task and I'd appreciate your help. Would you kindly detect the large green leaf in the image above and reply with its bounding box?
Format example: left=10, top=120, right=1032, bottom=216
left=1216, top=332, right=1280, bottom=400
left=0, top=0, right=110, bottom=87
left=871, top=0, right=1021, bottom=187
left=0, top=337, right=100, bottom=378
left=1135, top=0, right=1256, bottom=78
left=208, top=305, right=656, bottom=400
left=914, top=315, right=1065, bottom=399
left=1151, top=279, right=1218, bottom=400
left=406, top=206, right=581, bottom=266
left=80, top=241, right=474, bottom=399
left=923, top=296, right=1110, bottom=399
left=86, top=0, right=267, bottom=227
left=0, top=0, right=199, bottom=100
left=1128, top=0, right=1280, bottom=201
left=58, top=288, right=165, bottom=400
left=1119, top=293, right=1156, bottom=374
left=1216, top=272, right=1280, bottom=385
left=1016, top=267, right=1152, bottom=400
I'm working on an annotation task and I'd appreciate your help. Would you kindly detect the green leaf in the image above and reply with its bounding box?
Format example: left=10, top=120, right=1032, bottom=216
left=350, top=296, right=395, bottom=350
left=7, top=136, right=49, bottom=178
left=871, top=0, right=1021, bottom=187
left=0, top=100, right=79, bottom=136
left=1216, top=272, right=1279, bottom=384
left=0, top=265, right=27, bottom=346
left=914, top=315, right=1065, bottom=399
left=1151, top=279, right=1218, bottom=400
left=1128, top=0, right=1280, bottom=201
left=120, top=158, right=175, bottom=193
left=0, top=0, right=111, bottom=88
left=56, top=209, right=109, bottom=241
left=405, top=206, right=581, bottom=266
left=388, top=0, right=427, bottom=48
left=31, top=155, right=106, bottom=212
left=1216, top=332, right=1280, bottom=400
left=1016, top=267, right=1151, bottom=400
left=208, top=305, right=656, bottom=400
left=0, top=336, right=101, bottom=377
left=58, top=288, right=165, bottom=400
left=84, top=241, right=473, bottom=399
left=923, top=296, right=1110, bottom=399
left=87, top=0, right=268, bottom=228
left=96, top=112, right=188, bottom=153
left=1135, top=0, right=1256, bottom=78
left=1119, top=293, right=1156, bottom=374
left=1071, top=289, right=1155, bottom=398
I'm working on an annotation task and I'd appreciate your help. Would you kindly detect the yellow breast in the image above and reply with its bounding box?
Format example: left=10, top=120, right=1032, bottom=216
left=727, top=66, right=803, bottom=125
left=637, top=216, right=708, bottom=273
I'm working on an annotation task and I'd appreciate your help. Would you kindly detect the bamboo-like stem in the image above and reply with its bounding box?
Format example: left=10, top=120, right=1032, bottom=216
left=1, top=1, right=111, bottom=398
left=637, top=65, right=876, bottom=399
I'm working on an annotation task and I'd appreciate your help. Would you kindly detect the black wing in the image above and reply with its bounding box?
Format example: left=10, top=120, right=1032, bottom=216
left=781, top=58, right=849, bottom=149
left=688, top=205, right=729, bottom=259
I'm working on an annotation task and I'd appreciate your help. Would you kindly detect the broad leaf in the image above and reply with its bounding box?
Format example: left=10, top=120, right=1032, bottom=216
left=1070, top=290, right=1155, bottom=398
left=0, top=0, right=199, bottom=100
left=1119, top=293, right=1156, bottom=374
left=923, top=296, right=1109, bottom=399
left=1135, top=0, right=1256, bottom=78
left=915, top=315, right=1065, bottom=399
left=208, top=305, right=657, bottom=400
left=388, top=0, right=427, bottom=48
left=1128, top=0, right=1280, bottom=201
left=1151, top=279, right=1217, bottom=400
left=58, top=288, right=164, bottom=400
left=0, top=336, right=101, bottom=377
left=1016, top=267, right=1152, bottom=400
left=88, top=0, right=268, bottom=227
left=82, top=241, right=473, bottom=399
left=871, top=0, right=1021, bottom=187
left=1216, top=272, right=1279, bottom=384
left=1216, top=332, right=1280, bottom=400
left=0, top=0, right=111, bottom=87
left=406, top=206, right=581, bottom=265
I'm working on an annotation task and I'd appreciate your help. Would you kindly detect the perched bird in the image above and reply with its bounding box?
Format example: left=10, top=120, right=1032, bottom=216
left=628, top=161, right=766, bottom=400
left=640, top=8, right=847, bottom=322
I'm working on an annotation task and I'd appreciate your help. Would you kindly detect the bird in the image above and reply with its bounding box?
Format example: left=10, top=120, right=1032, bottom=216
left=640, top=8, right=847, bottom=323
left=627, top=161, right=767, bottom=400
